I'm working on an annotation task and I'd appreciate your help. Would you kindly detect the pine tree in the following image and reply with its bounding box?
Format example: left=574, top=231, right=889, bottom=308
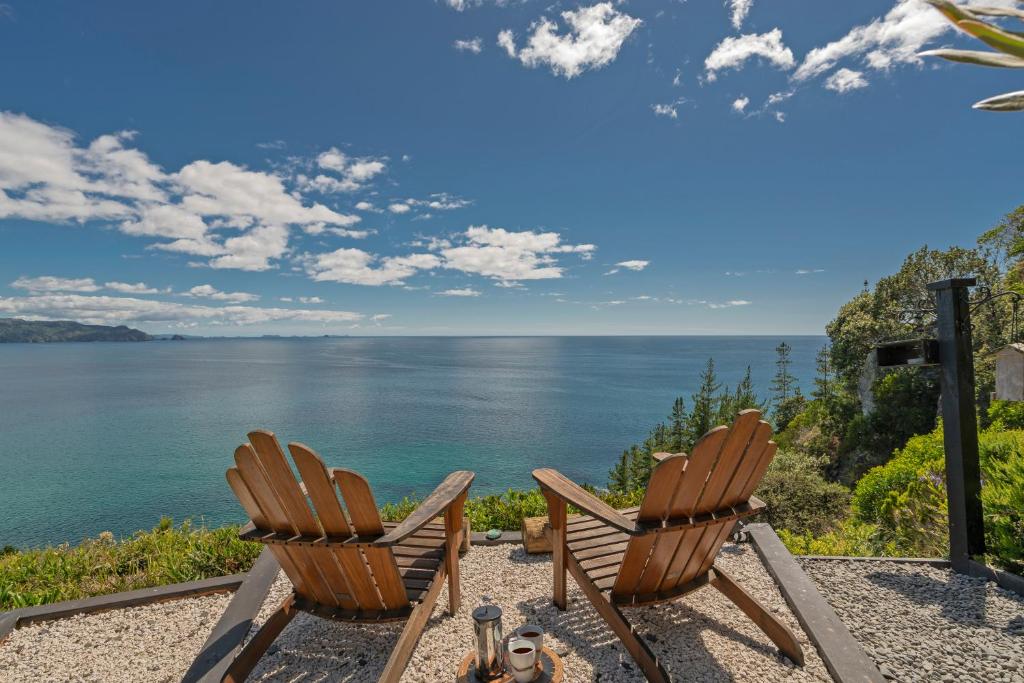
left=685, top=358, right=721, bottom=450
left=812, top=346, right=833, bottom=402
left=667, top=397, right=687, bottom=452
left=608, top=449, right=631, bottom=494
left=627, top=445, right=651, bottom=489
left=770, top=341, right=795, bottom=405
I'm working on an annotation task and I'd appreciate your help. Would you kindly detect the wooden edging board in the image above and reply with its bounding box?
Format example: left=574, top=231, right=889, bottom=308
left=0, top=571, right=246, bottom=643
left=966, top=559, right=1024, bottom=598
left=181, top=547, right=281, bottom=683
left=745, top=523, right=886, bottom=683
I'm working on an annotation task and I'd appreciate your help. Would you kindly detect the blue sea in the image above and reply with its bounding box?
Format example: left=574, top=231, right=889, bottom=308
left=0, top=336, right=824, bottom=549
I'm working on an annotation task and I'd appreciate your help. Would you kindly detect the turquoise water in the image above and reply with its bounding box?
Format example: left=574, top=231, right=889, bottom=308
left=0, top=336, right=824, bottom=549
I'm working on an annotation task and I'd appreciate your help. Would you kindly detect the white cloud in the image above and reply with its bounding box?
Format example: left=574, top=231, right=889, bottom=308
left=11, top=275, right=100, bottom=293
left=303, top=248, right=441, bottom=286
left=105, top=281, right=160, bottom=294
left=824, top=68, right=868, bottom=93
left=454, top=37, right=483, bottom=53
left=729, top=0, right=753, bottom=30
left=371, top=313, right=391, bottom=323
left=440, top=225, right=595, bottom=282
left=388, top=202, right=411, bottom=214
left=407, top=193, right=471, bottom=211
left=297, top=296, right=324, bottom=304
left=498, top=3, right=642, bottom=79
left=0, top=112, right=367, bottom=272
left=732, top=96, right=750, bottom=112
left=651, top=103, right=679, bottom=119
left=439, top=288, right=481, bottom=297
left=605, top=259, right=649, bottom=275
left=183, top=284, right=260, bottom=303
left=708, top=299, right=751, bottom=308
left=705, top=28, right=795, bottom=81
left=354, top=200, right=381, bottom=213
left=0, top=293, right=362, bottom=326
left=792, top=0, right=1019, bottom=84
left=796, top=268, right=826, bottom=275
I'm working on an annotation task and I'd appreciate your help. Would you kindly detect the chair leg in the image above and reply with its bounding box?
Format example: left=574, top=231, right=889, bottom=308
left=567, top=554, right=670, bottom=683
left=222, top=593, right=297, bottom=683
left=543, top=493, right=567, bottom=610
left=378, top=564, right=447, bottom=683
left=710, top=565, right=805, bottom=666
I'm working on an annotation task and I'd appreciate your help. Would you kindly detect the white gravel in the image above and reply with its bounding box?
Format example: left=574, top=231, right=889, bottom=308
left=244, top=543, right=831, bottom=682
left=0, top=592, right=232, bottom=682
left=799, top=558, right=1024, bottom=683
left=0, top=544, right=831, bottom=682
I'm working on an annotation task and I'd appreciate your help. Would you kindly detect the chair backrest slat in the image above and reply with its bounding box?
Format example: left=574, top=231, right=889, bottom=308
left=289, top=443, right=377, bottom=612
left=248, top=431, right=320, bottom=535
left=334, top=468, right=409, bottom=610
left=611, top=410, right=777, bottom=601
left=233, top=443, right=340, bottom=607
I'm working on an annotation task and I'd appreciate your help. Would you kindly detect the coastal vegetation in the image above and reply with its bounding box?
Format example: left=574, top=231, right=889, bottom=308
left=0, top=318, right=151, bottom=343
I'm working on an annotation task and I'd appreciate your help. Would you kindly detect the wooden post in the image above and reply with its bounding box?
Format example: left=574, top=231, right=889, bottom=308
left=927, top=277, right=986, bottom=571
left=445, top=492, right=467, bottom=614
left=543, top=492, right=567, bottom=610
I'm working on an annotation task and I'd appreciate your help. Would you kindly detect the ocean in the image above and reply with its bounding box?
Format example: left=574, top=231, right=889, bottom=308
left=0, top=336, right=825, bottom=548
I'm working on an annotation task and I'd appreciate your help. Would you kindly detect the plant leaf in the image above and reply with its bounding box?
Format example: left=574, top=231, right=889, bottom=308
left=956, top=19, right=1024, bottom=58
left=966, top=6, right=1024, bottom=21
left=924, top=0, right=979, bottom=25
left=973, top=90, right=1024, bottom=111
left=919, top=48, right=1024, bottom=67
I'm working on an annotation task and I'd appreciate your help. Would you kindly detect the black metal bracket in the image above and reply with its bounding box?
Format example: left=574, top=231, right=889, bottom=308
left=875, top=338, right=940, bottom=368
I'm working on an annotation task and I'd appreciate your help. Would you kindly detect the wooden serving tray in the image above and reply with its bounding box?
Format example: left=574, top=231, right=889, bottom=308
left=456, top=646, right=564, bottom=682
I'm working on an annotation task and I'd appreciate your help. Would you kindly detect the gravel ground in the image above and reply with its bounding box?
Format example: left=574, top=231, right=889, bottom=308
left=0, top=544, right=830, bottom=682
left=245, top=543, right=831, bottom=682
left=0, top=592, right=232, bottom=682
left=799, top=558, right=1024, bottom=683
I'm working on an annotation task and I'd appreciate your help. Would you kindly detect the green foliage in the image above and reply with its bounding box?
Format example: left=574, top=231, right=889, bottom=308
left=922, top=1, right=1024, bottom=111
left=778, top=519, right=895, bottom=557
left=755, top=450, right=851, bottom=536
left=685, top=358, right=722, bottom=449
left=0, top=317, right=152, bottom=343
left=0, top=519, right=260, bottom=610
left=988, top=399, right=1024, bottom=430
left=852, top=424, right=1024, bottom=571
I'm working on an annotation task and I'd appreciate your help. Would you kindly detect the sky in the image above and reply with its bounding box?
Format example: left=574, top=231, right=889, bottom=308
left=0, top=0, right=1021, bottom=336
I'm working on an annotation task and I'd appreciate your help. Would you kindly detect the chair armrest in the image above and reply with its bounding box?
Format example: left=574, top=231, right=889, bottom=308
left=375, top=471, right=475, bottom=547
left=652, top=452, right=675, bottom=463
left=532, top=468, right=641, bottom=536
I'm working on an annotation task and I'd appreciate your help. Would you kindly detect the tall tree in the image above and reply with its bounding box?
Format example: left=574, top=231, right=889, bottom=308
left=667, top=397, right=687, bottom=452
left=812, top=346, right=833, bottom=402
left=685, top=358, right=721, bottom=449
left=770, top=342, right=794, bottom=405
left=608, top=449, right=631, bottom=494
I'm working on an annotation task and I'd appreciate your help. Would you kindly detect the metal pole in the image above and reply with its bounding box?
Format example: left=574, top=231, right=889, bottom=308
left=926, top=278, right=986, bottom=571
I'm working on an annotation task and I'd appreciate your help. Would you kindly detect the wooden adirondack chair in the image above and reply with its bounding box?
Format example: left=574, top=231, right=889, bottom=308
left=224, top=430, right=474, bottom=683
left=533, top=409, right=803, bottom=683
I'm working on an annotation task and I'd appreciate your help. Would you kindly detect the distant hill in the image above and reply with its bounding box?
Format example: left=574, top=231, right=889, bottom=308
left=0, top=318, right=152, bottom=343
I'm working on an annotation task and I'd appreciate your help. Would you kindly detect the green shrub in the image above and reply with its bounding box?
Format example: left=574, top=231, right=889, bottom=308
left=755, top=450, right=851, bottom=536
left=0, top=519, right=260, bottom=610
left=777, top=519, right=894, bottom=557
left=852, top=424, right=1024, bottom=571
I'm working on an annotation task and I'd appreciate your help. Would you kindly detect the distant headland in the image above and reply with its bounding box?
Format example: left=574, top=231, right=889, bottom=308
left=0, top=318, right=152, bottom=343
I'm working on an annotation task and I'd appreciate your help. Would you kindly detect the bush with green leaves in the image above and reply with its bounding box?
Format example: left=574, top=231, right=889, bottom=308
left=754, top=449, right=851, bottom=536
left=852, top=423, right=1024, bottom=571
left=0, top=518, right=260, bottom=610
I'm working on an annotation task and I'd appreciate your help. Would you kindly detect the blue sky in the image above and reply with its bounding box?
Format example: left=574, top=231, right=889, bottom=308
left=0, top=0, right=1020, bottom=335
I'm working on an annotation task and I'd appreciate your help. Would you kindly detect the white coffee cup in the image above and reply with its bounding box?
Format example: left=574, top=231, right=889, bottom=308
left=515, top=624, right=544, bottom=653
left=507, top=637, right=538, bottom=683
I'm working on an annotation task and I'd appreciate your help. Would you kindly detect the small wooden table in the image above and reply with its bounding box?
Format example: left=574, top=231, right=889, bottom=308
left=456, top=646, right=564, bottom=683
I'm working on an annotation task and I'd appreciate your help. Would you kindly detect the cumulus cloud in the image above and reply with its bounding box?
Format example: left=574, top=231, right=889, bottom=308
left=605, top=259, right=650, bottom=275
left=297, top=296, right=324, bottom=304
left=439, top=225, right=595, bottom=282
left=796, top=268, right=826, bottom=275
left=11, top=275, right=100, bottom=293
left=498, top=3, right=641, bottom=79
left=388, top=203, right=411, bottom=214
left=729, top=0, right=753, bottom=30
left=792, top=0, right=1020, bottom=84
left=0, top=293, right=363, bottom=327
left=688, top=299, right=752, bottom=309
left=732, top=96, right=750, bottom=112
left=824, top=68, right=868, bottom=93
left=303, top=248, right=441, bottom=286
left=0, top=112, right=364, bottom=272
left=104, top=281, right=161, bottom=294
left=651, top=103, right=679, bottom=119
left=299, top=147, right=387, bottom=194
left=454, top=37, right=483, bottom=53
left=705, top=28, right=795, bottom=81
left=439, top=288, right=481, bottom=297
left=182, top=284, right=260, bottom=303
